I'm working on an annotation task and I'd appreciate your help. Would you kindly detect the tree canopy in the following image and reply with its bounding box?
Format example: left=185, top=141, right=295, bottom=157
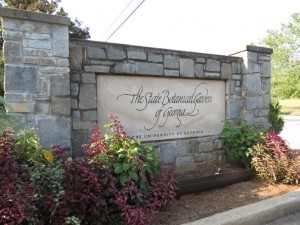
left=0, top=0, right=90, bottom=39
left=261, top=12, right=300, bottom=99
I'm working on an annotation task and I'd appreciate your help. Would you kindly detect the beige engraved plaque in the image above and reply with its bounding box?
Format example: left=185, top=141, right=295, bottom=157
left=97, top=75, right=225, bottom=141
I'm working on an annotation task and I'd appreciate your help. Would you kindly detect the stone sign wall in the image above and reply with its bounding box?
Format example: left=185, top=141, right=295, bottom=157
left=0, top=8, right=273, bottom=170
left=97, top=75, right=225, bottom=141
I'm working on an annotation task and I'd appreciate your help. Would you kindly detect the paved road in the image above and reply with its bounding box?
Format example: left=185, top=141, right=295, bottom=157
left=280, top=116, right=300, bottom=150
left=265, top=211, right=300, bottom=225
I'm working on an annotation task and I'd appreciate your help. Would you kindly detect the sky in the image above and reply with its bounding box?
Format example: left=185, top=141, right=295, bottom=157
left=60, top=0, right=300, bottom=55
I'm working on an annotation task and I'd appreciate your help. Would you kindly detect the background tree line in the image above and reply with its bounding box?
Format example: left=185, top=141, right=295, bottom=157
left=261, top=12, right=300, bottom=99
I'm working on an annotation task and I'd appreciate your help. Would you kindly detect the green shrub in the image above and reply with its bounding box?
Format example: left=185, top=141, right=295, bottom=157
left=268, top=99, right=284, bottom=134
left=0, top=115, right=176, bottom=225
left=249, top=132, right=300, bottom=184
left=220, top=118, right=265, bottom=168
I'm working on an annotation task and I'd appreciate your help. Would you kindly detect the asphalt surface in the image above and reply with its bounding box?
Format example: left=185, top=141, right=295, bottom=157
left=280, top=116, right=300, bottom=150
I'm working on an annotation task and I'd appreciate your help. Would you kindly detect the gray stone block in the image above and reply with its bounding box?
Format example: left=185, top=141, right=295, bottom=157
left=246, top=96, right=263, bottom=110
left=23, top=39, right=52, bottom=49
left=73, top=120, right=94, bottom=130
left=23, top=48, right=53, bottom=57
left=82, top=73, right=96, bottom=83
left=51, top=97, right=70, bottom=115
left=189, top=139, right=199, bottom=153
left=195, top=64, right=204, bottom=78
left=235, top=87, right=242, bottom=96
left=148, top=53, right=163, bottom=62
left=53, top=25, right=69, bottom=57
left=175, top=156, right=195, bottom=168
left=196, top=58, right=206, bottom=63
left=252, top=63, right=261, bottom=73
left=34, top=101, right=49, bottom=114
left=41, top=67, right=69, bottom=74
left=49, top=74, right=70, bottom=96
left=259, top=109, right=269, bottom=117
left=262, top=78, right=271, bottom=94
left=5, top=65, right=37, bottom=92
left=37, top=116, right=71, bottom=149
left=40, top=57, right=56, bottom=66
left=164, top=55, right=179, bottom=69
left=3, top=30, right=22, bottom=40
left=71, top=83, right=79, bottom=96
left=226, top=80, right=235, bottom=95
left=204, top=72, right=220, bottom=78
left=71, top=99, right=78, bottom=109
left=5, top=102, right=34, bottom=113
left=82, top=110, right=97, bottom=121
left=243, top=74, right=261, bottom=92
left=4, top=41, right=21, bottom=64
left=72, top=111, right=80, bottom=121
left=72, top=130, right=91, bottom=157
left=199, top=142, right=213, bottom=152
left=243, top=111, right=255, bottom=124
left=127, top=50, right=147, bottom=60
left=5, top=93, right=33, bottom=102
left=1, top=18, right=21, bottom=30
left=164, top=69, right=179, bottom=76
left=263, top=94, right=271, bottom=108
left=221, top=63, right=232, bottom=79
left=214, top=139, right=222, bottom=149
left=180, top=58, right=194, bottom=77
left=114, top=62, right=136, bottom=74
left=258, top=54, right=271, bottom=62
left=24, top=56, right=39, bottom=65
left=161, top=144, right=176, bottom=164
left=206, top=59, right=220, bottom=72
left=84, top=65, right=110, bottom=73
left=262, top=62, right=271, bottom=77
left=57, top=58, right=69, bottom=67
left=226, top=100, right=242, bottom=119
left=175, top=140, right=189, bottom=157
left=87, top=47, right=106, bottom=59
left=70, top=73, right=81, bottom=81
left=79, top=84, right=97, bottom=109
left=136, top=62, right=163, bottom=75
left=232, top=74, right=242, bottom=80
left=247, top=52, right=258, bottom=62
left=232, top=62, right=241, bottom=74
left=69, top=46, right=83, bottom=69
left=24, top=32, right=50, bottom=41
left=107, top=48, right=126, bottom=60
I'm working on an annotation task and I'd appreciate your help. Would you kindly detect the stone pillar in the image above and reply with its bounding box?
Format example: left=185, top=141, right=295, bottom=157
left=0, top=8, right=72, bottom=150
left=232, top=45, right=273, bottom=130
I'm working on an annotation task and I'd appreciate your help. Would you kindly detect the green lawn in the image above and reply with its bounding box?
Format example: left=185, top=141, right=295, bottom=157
left=279, top=99, right=300, bottom=116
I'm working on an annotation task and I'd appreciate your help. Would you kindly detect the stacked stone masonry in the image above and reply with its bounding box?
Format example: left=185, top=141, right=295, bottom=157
left=0, top=8, right=71, bottom=150
left=0, top=8, right=273, bottom=170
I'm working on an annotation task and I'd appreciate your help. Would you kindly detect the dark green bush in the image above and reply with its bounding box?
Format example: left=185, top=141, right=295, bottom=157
left=220, top=118, right=265, bottom=168
left=268, top=99, right=284, bottom=134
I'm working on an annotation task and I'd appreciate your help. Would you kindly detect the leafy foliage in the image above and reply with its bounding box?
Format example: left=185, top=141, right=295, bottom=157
left=83, top=113, right=176, bottom=225
left=220, top=118, right=265, bottom=168
left=261, top=12, right=300, bottom=99
left=249, top=132, right=300, bottom=184
left=0, top=115, right=176, bottom=225
left=268, top=98, right=284, bottom=134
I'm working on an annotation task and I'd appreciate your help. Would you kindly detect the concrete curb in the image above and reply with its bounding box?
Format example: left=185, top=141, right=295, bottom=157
left=182, top=189, right=300, bottom=225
